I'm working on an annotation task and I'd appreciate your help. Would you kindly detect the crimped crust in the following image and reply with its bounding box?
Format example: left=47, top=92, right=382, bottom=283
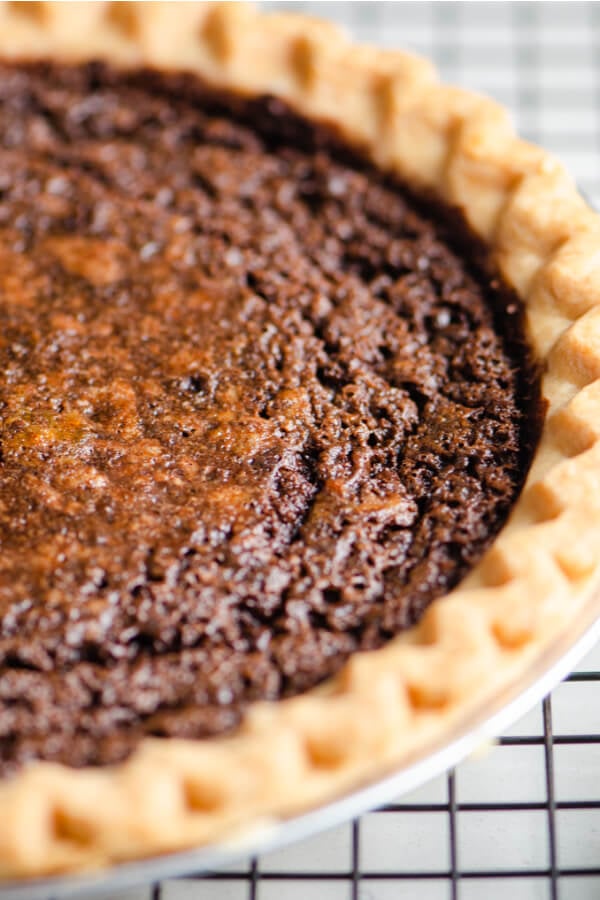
left=0, top=0, right=599, bottom=879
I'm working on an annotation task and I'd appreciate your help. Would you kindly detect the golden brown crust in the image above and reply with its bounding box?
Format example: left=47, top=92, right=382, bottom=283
left=0, top=0, right=599, bottom=878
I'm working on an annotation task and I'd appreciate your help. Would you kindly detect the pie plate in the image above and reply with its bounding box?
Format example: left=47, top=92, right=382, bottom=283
left=0, top=2, right=600, bottom=892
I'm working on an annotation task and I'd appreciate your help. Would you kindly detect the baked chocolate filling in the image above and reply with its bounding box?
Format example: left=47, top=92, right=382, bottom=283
left=0, top=62, right=542, bottom=774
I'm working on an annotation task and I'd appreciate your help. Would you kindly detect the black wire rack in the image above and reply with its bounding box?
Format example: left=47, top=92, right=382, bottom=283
left=52, top=5, right=600, bottom=899
left=136, top=664, right=600, bottom=900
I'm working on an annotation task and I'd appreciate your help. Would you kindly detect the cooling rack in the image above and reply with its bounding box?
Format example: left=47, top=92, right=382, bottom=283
left=24, top=3, right=600, bottom=899
left=64, top=637, right=597, bottom=900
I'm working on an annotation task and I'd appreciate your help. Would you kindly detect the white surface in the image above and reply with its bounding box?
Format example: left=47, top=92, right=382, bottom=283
left=65, top=3, right=600, bottom=899
left=455, top=746, right=547, bottom=804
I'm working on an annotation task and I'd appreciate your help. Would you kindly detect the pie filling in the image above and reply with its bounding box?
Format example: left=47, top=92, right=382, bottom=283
left=0, top=62, right=542, bottom=774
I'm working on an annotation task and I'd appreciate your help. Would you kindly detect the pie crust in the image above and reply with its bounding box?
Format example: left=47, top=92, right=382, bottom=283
left=0, top=0, right=599, bottom=879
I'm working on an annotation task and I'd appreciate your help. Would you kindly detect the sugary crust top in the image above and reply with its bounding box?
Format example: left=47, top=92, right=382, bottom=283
left=0, top=0, right=599, bottom=879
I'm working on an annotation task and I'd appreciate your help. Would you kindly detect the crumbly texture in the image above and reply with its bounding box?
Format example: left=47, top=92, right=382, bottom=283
left=0, top=61, right=538, bottom=774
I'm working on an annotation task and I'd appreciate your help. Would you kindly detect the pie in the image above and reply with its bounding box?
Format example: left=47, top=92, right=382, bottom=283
left=0, top=0, right=599, bottom=880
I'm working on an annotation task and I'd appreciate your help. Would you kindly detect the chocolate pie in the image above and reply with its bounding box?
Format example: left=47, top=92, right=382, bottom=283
left=0, top=0, right=599, bottom=879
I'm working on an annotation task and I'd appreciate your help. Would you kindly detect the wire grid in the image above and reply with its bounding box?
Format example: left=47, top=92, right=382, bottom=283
left=95, top=644, right=600, bottom=900
left=50, top=4, right=599, bottom=900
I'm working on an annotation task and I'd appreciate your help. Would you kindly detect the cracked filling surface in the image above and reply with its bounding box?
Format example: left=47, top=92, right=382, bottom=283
left=0, top=62, right=541, bottom=773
